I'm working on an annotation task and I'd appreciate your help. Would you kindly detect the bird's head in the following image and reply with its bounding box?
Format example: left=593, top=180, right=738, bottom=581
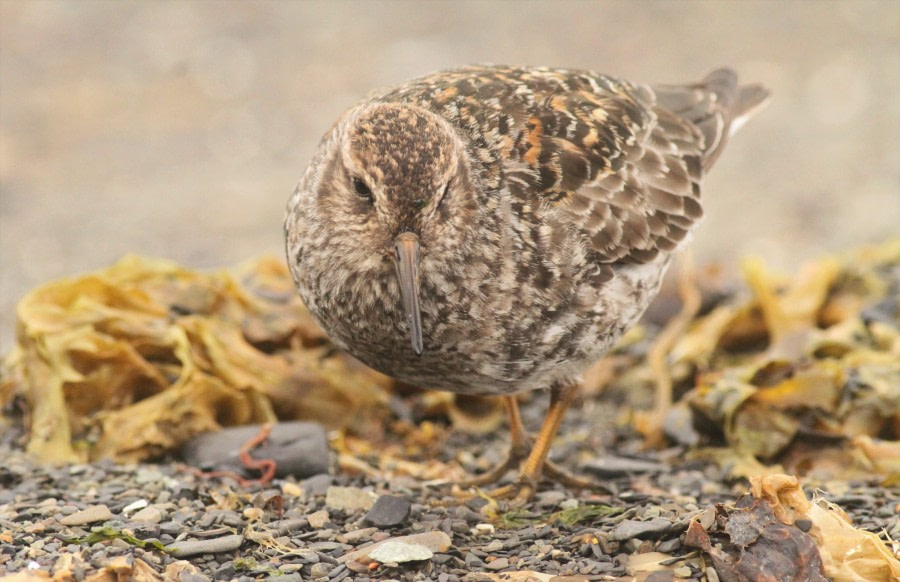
left=295, top=102, right=478, bottom=355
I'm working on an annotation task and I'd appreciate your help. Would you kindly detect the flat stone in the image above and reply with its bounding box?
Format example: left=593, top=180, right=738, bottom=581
left=130, top=506, right=163, bottom=524
left=656, top=537, right=681, bottom=553
left=121, top=499, right=149, bottom=515
left=58, top=505, right=113, bottom=526
left=585, top=456, right=666, bottom=477
left=609, top=517, right=672, bottom=541
left=167, top=534, right=244, bottom=558
left=340, top=530, right=452, bottom=564
left=341, top=527, right=378, bottom=543
left=363, top=495, right=411, bottom=527
left=301, top=474, right=332, bottom=497
left=368, top=541, right=433, bottom=563
left=485, top=557, right=509, bottom=571
left=307, top=510, right=329, bottom=529
left=181, top=422, right=329, bottom=479
left=325, top=486, right=376, bottom=512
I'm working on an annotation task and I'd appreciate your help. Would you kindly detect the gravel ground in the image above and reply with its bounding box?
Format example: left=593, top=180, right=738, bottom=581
left=2, top=390, right=897, bottom=580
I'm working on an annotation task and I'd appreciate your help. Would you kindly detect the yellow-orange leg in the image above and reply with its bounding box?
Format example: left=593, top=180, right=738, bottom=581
left=458, top=395, right=530, bottom=488
left=460, top=384, right=605, bottom=504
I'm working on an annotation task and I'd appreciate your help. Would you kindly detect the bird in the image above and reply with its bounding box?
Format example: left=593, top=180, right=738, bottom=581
left=285, top=65, right=769, bottom=502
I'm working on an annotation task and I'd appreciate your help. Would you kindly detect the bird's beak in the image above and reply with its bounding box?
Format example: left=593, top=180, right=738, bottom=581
left=393, top=232, right=424, bottom=356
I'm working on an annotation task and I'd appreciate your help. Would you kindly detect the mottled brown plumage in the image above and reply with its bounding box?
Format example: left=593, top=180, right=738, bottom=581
left=285, top=65, right=768, bottom=500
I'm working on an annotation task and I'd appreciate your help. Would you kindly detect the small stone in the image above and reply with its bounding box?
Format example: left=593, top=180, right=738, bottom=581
left=325, top=486, right=376, bottom=512
left=368, top=541, right=433, bottom=563
left=135, top=468, right=165, bottom=485
left=307, top=510, right=330, bottom=529
left=364, top=495, right=411, bottom=527
left=674, top=565, right=692, bottom=578
left=301, top=474, right=332, bottom=497
left=281, top=482, right=303, bottom=498
left=656, top=538, right=681, bottom=553
left=485, top=557, right=509, bottom=571
left=585, top=456, right=666, bottom=477
left=130, top=507, right=163, bottom=524
left=609, top=517, right=672, bottom=541
left=464, top=552, right=485, bottom=568
left=534, top=490, right=568, bottom=507
left=340, top=530, right=452, bottom=565
left=484, top=540, right=503, bottom=552
left=122, top=500, right=149, bottom=515
left=706, top=567, right=721, bottom=582
left=182, top=422, right=329, bottom=479
left=167, top=534, right=244, bottom=558
left=794, top=518, right=812, bottom=532
left=308, top=562, right=332, bottom=578
left=473, top=523, right=495, bottom=536
left=59, top=505, right=113, bottom=526
left=559, top=499, right=579, bottom=510
left=341, top=527, right=378, bottom=542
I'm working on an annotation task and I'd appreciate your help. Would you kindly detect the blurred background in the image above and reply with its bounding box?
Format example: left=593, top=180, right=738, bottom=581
left=1, top=0, right=898, bottom=352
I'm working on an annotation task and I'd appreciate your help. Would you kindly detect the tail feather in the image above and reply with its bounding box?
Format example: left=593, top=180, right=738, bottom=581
left=654, top=68, right=770, bottom=171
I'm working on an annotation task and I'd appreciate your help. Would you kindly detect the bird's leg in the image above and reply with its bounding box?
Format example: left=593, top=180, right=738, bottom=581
left=458, top=395, right=529, bottom=488
left=488, top=383, right=579, bottom=504
left=458, top=384, right=609, bottom=504
left=465, top=383, right=603, bottom=505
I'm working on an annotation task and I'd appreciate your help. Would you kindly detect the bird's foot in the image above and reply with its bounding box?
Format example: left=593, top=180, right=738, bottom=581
left=456, top=445, right=609, bottom=505
left=457, top=438, right=531, bottom=489
left=477, top=476, right=537, bottom=507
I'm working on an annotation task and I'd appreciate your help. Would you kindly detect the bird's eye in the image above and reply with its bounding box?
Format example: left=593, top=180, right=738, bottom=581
left=352, top=177, right=373, bottom=200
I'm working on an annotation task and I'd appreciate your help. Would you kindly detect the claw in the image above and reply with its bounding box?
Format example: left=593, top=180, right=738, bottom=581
left=453, top=389, right=612, bottom=503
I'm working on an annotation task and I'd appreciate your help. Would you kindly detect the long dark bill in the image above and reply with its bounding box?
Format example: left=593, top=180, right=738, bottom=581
left=393, top=232, right=424, bottom=355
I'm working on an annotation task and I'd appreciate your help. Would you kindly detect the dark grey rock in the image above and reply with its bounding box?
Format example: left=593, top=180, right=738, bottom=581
left=181, top=422, right=329, bottom=479
left=656, top=537, right=682, bottom=553
left=363, top=495, right=411, bottom=527
left=609, top=517, right=673, bottom=541
left=584, top=456, right=666, bottom=477
left=464, top=552, right=484, bottom=568
left=302, top=474, right=333, bottom=496
left=167, top=534, right=244, bottom=558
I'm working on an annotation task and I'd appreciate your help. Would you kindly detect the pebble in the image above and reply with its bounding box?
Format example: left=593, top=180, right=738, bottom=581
left=363, top=495, right=411, bottom=527
left=130, top=506, right=163, bottom=523
left=325, top=486, right=376, bottom=512
left=181, top=422, right=329, bottom=479
left=473, top=523, right=495, bottom=536
left=674, top=565, right=693, bottom=578
left=609, top=517, right=673, bottom=541
left=121, top=499, right=149, bottom=515
left=585, top=455, right=666, bottom=477
left=58, top=505, right=113, bottom=526
left=167, top=534, right=245, bottom=558
left=368, top=540, right=433, bottom=563
left=485, top=557, right=509, bottom=571
left=301, top=474, right=332, bottom=497
left=656, top=538, right=681, bottom=553
left=307, top=510, right=330, bottom=529
left=340, top=531, right=452, bottom=565
left=308, top=562, right=332, bottom=578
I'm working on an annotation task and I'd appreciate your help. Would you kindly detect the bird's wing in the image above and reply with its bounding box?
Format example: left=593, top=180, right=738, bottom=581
left=504, top=68, right=767, bottom=267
